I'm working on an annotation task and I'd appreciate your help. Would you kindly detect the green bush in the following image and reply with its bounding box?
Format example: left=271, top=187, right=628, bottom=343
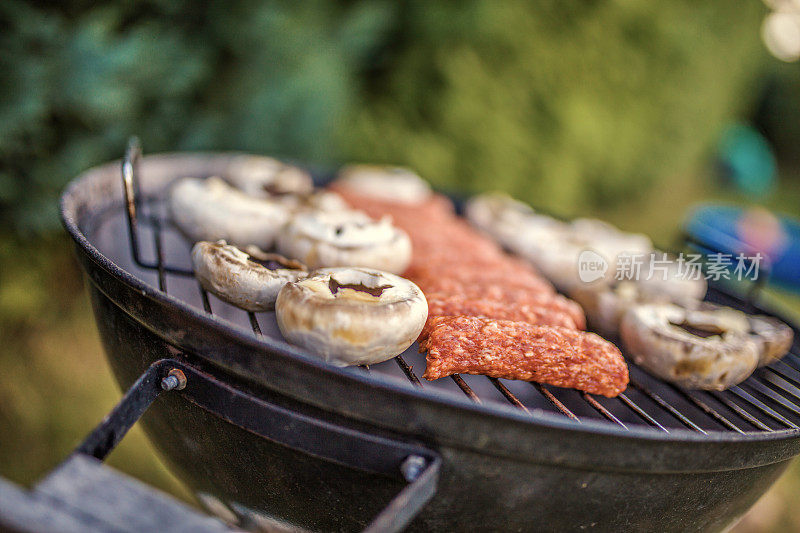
left=757, top=62, right=800, bottom=167
left=0, top=1, right=767, bottom=234
left=0, top=0, right=395, bottom=233
left=343, top=1, right=768, bottom=216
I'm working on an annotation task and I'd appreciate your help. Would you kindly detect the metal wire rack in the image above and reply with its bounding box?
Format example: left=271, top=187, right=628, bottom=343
left=116, top=139, right=800, bottom=435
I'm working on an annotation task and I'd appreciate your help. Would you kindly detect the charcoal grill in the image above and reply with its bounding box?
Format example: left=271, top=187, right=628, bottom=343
left=57, top=141, right=800, bottom=532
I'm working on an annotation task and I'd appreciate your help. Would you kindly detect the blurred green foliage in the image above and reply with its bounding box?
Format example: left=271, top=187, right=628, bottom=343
left=344, top=2, right=768, bottom=214
left=0, top=0, right=396, bottom=233
left=757, top=61, right=800, bottom=167
left=0, top=0, right=769, bottom=234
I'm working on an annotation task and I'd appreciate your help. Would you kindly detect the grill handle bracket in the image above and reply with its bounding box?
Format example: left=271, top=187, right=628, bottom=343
left=69, top=358, right=441, bottom=532
left=75, top=358, right=174, bottom=460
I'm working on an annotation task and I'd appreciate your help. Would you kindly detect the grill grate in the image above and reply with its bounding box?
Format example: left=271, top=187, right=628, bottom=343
left=114, top=140, right=800, bottom=435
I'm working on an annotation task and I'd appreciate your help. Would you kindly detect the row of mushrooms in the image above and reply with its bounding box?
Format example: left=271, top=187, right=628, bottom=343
left=170, top=157, right=431, bottom=366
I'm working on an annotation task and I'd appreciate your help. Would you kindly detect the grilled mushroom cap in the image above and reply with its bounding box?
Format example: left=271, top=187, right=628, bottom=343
left=748, top=315, right=794, bottom=366
left=465, top=195, right=654, bottom=289
left=170, top=177, right=291, bottom=249
left=571, top=282, right=644, bottom=339
left=192, top=241, right=307, bottom=311
left=464, top=192, right=546, bottom=248
left=512, top=216, right=652, bottom=293
left=620, top=304, right=759, bottom=390
left=223, top=155, right=313, bottom=198
left=465, top=192, right=533, bottom=228
left=530, top=218, right=652, bottom=291
left=570, top=257, right=708, bottom=338
left=275, top=267, right=428, bottom=366
left=335, top=165, right=431, bottom=204
left=569, top=218, right=653, bottom=266
left=288, top=190, right=350, bottom=213
left=224, top=155, right=351, bottom=212
left=276, top=210, right=412, bottom=274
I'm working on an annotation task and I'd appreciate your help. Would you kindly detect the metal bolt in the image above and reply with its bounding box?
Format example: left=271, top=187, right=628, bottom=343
left=161, top=368, right=187, bottom=391
left=400, top=455, right=427, bottom=482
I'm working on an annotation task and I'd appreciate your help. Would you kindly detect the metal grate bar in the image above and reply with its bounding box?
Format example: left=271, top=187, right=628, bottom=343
left=618, top=393, right=669, bottom=432
left=711, top=392, right=773, bottom=431
left=450, top=375, right=481, bottom=403
left=727, top=386, right=798, bottom=429
left=771, top=360, right=800, bottom=387
left=489, top=378, right=529, bottom=413
left=247, top=313, right=262, bottom=336
left=761, top=369, right=800, bottom=402
left=529, top=383, right=580, bottom=422
left=629, top=380, right=705, bottom=433
left=741, top=379, right=800, bottom=420
left=671, top=388, right=744, bottom=434
left=394, top=356, right=422, bottom=387
left=581, top=393, right=625, bottom=428
left=199, top=286, right=212, bottom=313
left=783, top=352, right=800, bottom=368
left=152, top=217, right=167, bottom=292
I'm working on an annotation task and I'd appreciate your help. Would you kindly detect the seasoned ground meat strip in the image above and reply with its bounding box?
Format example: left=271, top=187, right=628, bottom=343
left=412, top=272, right=555, bottom=298
left=413, top=280, right=585, bottom=329
left=406, top=257, right=549, bottom=286
left=329, top=186, right=455, bottom=222
left=420, top=293, right=580, bottom=341
left=422, top=316, right=629, bottom=397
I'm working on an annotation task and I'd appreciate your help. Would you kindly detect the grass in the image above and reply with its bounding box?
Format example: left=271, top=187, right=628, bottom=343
left=0, top=163, right=798, bottom=529
left=0, top=235, right=192, bottom=503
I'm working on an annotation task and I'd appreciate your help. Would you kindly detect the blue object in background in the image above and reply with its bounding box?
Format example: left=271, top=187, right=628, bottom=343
left=717, top=123, right=777, bottom=196
left=685, top=204, right=800, bottom=292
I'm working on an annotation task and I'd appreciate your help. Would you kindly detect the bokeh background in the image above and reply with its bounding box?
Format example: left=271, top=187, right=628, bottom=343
left=2, top=1, right=800, bottom=530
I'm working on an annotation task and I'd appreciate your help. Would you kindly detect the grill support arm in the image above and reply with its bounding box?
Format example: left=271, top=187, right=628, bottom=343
left=76, top=359, right=175, bottom=460
left=68, top=358, right=441, bottom=532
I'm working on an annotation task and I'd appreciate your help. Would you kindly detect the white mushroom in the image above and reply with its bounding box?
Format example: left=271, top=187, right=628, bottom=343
left=335, top=165, right=432, bottom=204
left=513, top=232, right=593, bottom=293
left=465, top=194, right=654, bottom=292
left=747, top=315, right=794, bottom=367
left=170, top=177, right=292, bottom=249
left=620, top=304, right=760, bottom=390
left=571, top=282, right=647, bottom=339
left=464, top=192, right=557, bottom=249
left=631, top=255, right=708, bottom=303
left=569, top=255, right=708, bottom=338
left=569, top=218, right=653, bottom=266
left=464, top=192, right=533, bottom=232
left=223, top=155, right=313, bottom=198
left=521, top=218, right=652, bottom=292
left=192, top=241, right=307, bottom=311
left=275, top=267, right=428, bottom=366
left=276, top=210, right=412, bottom=274
left=223, top=155, right=352, bottom=212
left=288, top=190, right=351, bottom=213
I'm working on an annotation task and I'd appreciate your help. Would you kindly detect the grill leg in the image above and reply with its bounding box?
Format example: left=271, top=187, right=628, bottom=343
left=364, top=456, right=441, bottom=533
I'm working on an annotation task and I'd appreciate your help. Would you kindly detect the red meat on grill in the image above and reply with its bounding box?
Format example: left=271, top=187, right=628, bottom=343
left=420, top=293, right=581, bottom=341
left=331, top=179, right=624, bottom=396
left=421, top=316, right=629, bottom=398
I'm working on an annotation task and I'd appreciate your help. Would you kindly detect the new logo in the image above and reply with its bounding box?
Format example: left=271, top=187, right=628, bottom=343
left=577, top=249, right=609, bottom=283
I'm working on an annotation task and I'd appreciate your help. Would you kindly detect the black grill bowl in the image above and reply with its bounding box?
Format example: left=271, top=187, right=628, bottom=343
left=61, top=153, right=800, bottom=532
